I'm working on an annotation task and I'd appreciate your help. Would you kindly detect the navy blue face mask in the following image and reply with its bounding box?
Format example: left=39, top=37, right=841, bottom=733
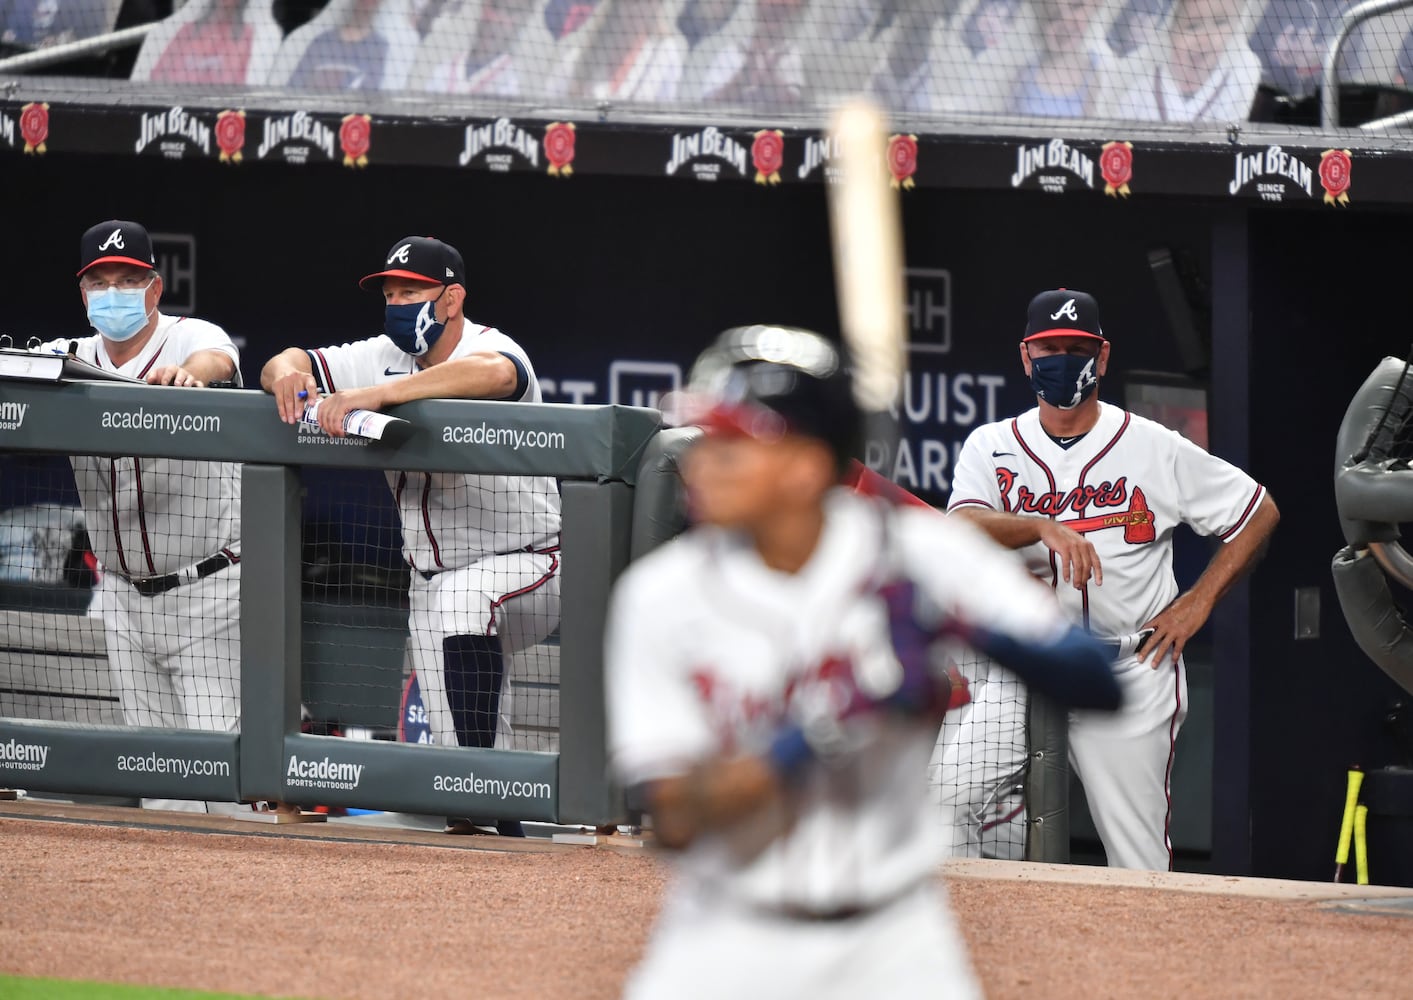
left=384, top=287, right=448, bottom=356
left=1029, top=351, right=1099, bottom=409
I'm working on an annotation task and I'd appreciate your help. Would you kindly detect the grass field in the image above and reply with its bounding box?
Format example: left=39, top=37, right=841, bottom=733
left=0, top=977, right=280, bottom=999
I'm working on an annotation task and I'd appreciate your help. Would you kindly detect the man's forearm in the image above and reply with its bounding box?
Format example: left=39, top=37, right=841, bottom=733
left=181, top=350, right=237, bottom=385
left=641, top=756, right=782, bottom=849
left=384, top=354, right=517, bottom=404
left=259, top=348, right=313, bottom=392
left=953, top=508, right=1046, bottom=550
left=1187, top=494, right=1280, bottom=610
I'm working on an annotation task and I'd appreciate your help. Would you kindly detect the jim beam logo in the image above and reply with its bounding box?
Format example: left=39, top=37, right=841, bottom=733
left=544, top=122, right=575, bottom=177
left=1100, top=141, right=1133, bottom=198
left=1319, top=148, right=1353, bottom=206
left=257, top=111, right=337, bottom=164
left=665, top=126, right=748, bottom=182
left=136, top=106, right=212, bottom=160
left=1010, top=138, right=1095, bottom=194
left=458, top=117, right=539, bottom=172
left=19, top=102, right=48, bottom=154
left=751, top=129, right=784, bottom=185
left=797, top=134, right=841, bottom=182
left=1228, top=144, right=1315, bottom=203
left=215, top=110, right=245, bottom=164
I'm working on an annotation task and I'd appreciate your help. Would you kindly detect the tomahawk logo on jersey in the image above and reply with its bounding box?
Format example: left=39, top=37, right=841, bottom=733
left=948, top=402, right=1265, bottom=636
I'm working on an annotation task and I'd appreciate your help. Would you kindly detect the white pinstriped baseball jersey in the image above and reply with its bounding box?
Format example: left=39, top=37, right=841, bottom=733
left=43, top=314, right=242, bottom=578
left=305, top=324, right=561, bottom=570
left=948, top=402, right=1266, bottom=637
left=606, top=490, right=1069, bottom=911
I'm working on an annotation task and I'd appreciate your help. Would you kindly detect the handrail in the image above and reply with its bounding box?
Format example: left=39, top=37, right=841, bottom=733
left=0, top=22, right=156, bottom=75
left=1321, top=0, right=1413, bottom=128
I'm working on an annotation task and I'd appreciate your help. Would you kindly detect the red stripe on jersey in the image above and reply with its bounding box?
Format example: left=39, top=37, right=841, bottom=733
left=394, top=472, right=413, bottom=571
left=946, top=498, right=995, bottom=513
left=1219, top=485, right=1265, bottom=541
left=309, top=349, right=337, bottom=393
left=221, top=547, right=240, bottom=564
left=107, top=460, right=132, bottom=576
left=980, top=801, right=1026, bottom=833
left=486, top=550, right=560, bottom=634
left=1011, top=419, right=1060, bottom=588
left=1075, top=412, right=1131, bottom=515
left=420, top=474, right=443, bottom=569
left=136, top=341, right=167, bottom=380
left=1163, top=660, right=1183, bottom=871
left=133, top=462, right=157, bottom=574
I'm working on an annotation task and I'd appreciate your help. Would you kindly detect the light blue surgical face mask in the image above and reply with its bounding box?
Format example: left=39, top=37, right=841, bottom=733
left=86, top=283, right=155, bottom=342
left=384, top=287, right=448, bottom=357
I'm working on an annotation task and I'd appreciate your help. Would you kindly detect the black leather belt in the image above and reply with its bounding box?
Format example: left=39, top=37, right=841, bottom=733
left=128, top=552, right=234, bottom=597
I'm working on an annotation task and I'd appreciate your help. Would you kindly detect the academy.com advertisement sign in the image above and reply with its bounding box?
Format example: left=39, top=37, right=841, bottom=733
left=0, top=725, right=239, bottom=798
left=279, top=738, right=558, bottom=820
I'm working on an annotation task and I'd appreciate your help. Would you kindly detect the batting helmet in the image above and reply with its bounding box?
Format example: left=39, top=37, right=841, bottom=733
left=666, top=325, right=861, bottom=467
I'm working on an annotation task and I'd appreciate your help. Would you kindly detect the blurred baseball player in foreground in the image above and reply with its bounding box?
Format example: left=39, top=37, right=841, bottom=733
left=944, top=288, right=1279, bottom=870
left=260, top=236, right=561, bottom=836
left=41, top=219, right=244, bottom=813
left=606, top=326, right=1122, bottom=999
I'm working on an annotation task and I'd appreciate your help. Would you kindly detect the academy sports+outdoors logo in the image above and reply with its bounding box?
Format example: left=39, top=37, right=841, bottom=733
left=0, top=738, right=49, bottom=771
left=286, top=754, right=364, bottom=790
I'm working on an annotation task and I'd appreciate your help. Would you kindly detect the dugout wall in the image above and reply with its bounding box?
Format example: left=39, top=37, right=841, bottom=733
left=2, top=140, right=1411, bottom=877
left=0, top=380, right=658, bottom=824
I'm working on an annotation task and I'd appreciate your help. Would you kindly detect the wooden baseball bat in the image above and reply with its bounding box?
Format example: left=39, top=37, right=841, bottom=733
left=826, top=98, right=906, bottom=474
left=1333, top=766, right=1364, bottom=882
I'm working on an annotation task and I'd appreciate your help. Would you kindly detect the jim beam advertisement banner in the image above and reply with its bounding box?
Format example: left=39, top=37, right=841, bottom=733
left=1225, top=143, right=1353, bottom=206
left=135, top=105, right=214, bottom=161
left=1009, top=137, right=1103, bottom=195
left=455, top=117, right=573, bottom=175
left=254, top=110, right=342, bottom=165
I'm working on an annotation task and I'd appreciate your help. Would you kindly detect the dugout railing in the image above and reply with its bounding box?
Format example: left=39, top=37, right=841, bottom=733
left=0, top=378, right=659, bottom=826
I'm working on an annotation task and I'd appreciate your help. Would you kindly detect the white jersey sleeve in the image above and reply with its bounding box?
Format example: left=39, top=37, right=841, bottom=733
left=947, top=425, right=1006, bottom=512
left=605, top=547, right=717, bottom=786
left=306, top=337, right=389, bottom=393
left=1170, top=430, right=1267, bottom=543
left=164, top=316, right=240, bottom=377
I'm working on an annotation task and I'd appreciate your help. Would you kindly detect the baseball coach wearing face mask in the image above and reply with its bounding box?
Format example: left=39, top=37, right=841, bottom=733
left=37, top=219, right=249, bottom=814
left=260, top=236, right=562, bottom=837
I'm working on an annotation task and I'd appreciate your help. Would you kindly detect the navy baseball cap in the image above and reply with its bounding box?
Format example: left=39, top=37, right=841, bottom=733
left=360, top=236, right=466, bottom=290
left=78, top=220, right=156, bottom=277
left=1023, top=288, right=1105, bottom=342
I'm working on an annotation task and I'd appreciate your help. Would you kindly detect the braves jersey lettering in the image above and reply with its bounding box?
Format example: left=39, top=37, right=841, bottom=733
left=998, top=468, right=1129, bottom=516
left=950, top=402, right=1264, bottom=636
